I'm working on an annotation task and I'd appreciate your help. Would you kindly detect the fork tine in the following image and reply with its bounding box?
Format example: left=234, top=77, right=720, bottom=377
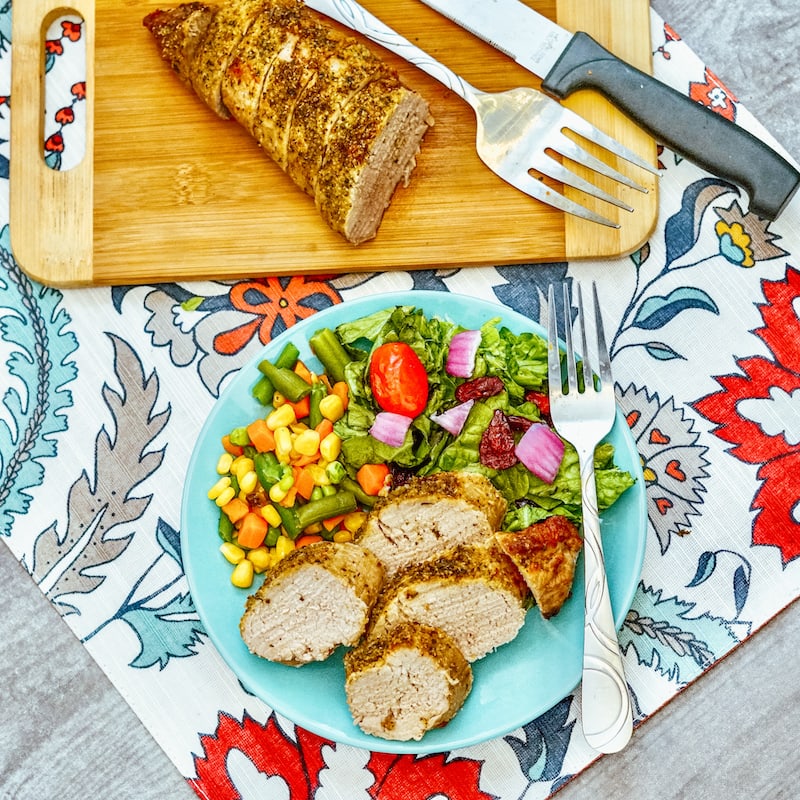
left=529, top=152, right=635, bottom=212
left=551, top=134, right=649, bottom=194
left=547, top=284, right=562, bottom=393
left=591, top=281, right=614, bottom=388
left=562, top=282, right=579, bottom=393
left=575, top=283, right=594, bottom=393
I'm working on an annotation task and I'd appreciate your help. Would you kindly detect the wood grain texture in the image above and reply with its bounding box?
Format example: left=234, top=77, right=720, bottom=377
left=10, top=0, right=658, bottom=286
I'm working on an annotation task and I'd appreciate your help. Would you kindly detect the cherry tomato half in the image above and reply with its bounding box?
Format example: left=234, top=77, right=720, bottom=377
left=369, top=342, right=429, bottom=417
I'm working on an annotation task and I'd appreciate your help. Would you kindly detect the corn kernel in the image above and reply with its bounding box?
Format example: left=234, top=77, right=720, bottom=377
left=269, top=482, right=288, bottom=503
left=215, top=486, right=236, bottom=507
left=220, top=541, right=246, bottom=564
left=267, top=403, right=297, bottom=430
left=247, top=547, right=271, bottom=573
left=231, top=456, right=255, bottom=478
left=318, top=393, right=344, bottom=422
left=216, top=453, right=234, bottom=475
left=272, top=391, right=287, bottom=407
left=275, top=535, right=295, bottom=559
left=231, top=559, right=255, bottom=588
left=294, top=429, right=321, bottom=457
left=304, top=522, right=323, bottom=535
left=290, top=422, right=309, bottom=434
left=274, top=426, right=293, bottom=460
left=343, top=510, right=367, bottom=533
left=239, top=469, right=258, bottom=494
left=260, top=503, right=282, bottom=528
left=333, top=529, right=353, bottom=543
left=207, top=476, right=231, bottom=500
left=319, top=432, right=341, bottom=462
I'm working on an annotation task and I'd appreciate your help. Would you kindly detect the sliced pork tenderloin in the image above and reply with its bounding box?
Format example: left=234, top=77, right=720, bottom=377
left=344, top=621, right=472, bottom=741
left=355, top=471, right=507, bottom=578
left=366, top=542, right=528, bottom=661
left=494, top=515, right=583, bottom=619
left=240, top=540, right=384, bottom=665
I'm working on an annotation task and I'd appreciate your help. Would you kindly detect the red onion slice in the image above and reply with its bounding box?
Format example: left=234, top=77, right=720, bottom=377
left=446, top=330, right=482, bottom=377
left=514, top=423, right=565, bottom=484
left=430, top=399, right=475, bottom=436
left=370, top=411, right=414, bottom=448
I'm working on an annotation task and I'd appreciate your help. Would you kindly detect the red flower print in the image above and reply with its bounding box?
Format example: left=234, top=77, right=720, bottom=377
left=55, top=107, right=75, bottom=125
left=366, top=752, right=494, bottom=799
left=693, top=268, right=800, bottom=564
left=689, top=67, right=738, bottom=122
left=72, top=82, right=87, bottom=101
left=45, top=133, right=65, bottom=153
left=213, top=277, right=340, bottom=355
left=61, top=20, right=83, bottom=41
left=45, top=39, right=64, bottom=56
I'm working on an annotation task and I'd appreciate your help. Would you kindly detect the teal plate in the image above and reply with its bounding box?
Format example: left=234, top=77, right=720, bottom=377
left=181, top=290, right=647, bottom=754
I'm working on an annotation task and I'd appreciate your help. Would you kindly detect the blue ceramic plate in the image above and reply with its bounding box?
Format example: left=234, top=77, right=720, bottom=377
left=181, top=291, right=647, bottom=754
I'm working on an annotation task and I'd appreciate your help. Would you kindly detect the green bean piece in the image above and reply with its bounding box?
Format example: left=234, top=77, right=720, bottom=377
left=218, top=509, right=234, bottom=542
left=257, top=360, right=311, bottom=403
left=309, top=328, right=351, bottom=384
left=254, top=452, right=282, bottom=489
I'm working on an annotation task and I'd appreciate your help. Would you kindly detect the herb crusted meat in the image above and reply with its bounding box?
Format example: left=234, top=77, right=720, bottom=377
left=143, top=0, right=432, bottom=243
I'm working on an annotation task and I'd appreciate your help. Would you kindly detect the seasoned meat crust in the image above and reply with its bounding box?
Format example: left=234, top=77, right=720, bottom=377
left=355, top=472, right=508, bottom=577
left=344, top=621, right=472, bottom=741
left=495, top=515, right=583, bottom=619
left=239, top=541, right=384, bottom=665
left=143, top=0, right=432, bottom=243
left=367, top=542, right=529, bottom=661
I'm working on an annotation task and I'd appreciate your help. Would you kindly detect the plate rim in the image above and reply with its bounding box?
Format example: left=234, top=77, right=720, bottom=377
left=180, top=289, right=648, bottom=754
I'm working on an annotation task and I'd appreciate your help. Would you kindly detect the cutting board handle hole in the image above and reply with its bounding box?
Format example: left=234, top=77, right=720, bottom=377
left=42, top=12, right=87, bottom=172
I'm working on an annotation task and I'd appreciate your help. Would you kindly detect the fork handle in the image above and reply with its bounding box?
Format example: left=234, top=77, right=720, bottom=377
left=304, top=0, right=479, bottom=104
left=578, top=447, right=633, bottom=753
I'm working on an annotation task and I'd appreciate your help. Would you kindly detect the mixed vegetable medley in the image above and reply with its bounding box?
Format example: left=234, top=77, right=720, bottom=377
left=208, top=305, right=635, bottom=588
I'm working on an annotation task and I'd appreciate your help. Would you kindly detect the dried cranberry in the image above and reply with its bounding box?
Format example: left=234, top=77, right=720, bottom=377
left=507, top=414, right=534, bottom=433
left=525, top=390, right=551, bottom=423
left=479, top=409, right=518, bottom=469
left=455, top=376, right=504, bottom=403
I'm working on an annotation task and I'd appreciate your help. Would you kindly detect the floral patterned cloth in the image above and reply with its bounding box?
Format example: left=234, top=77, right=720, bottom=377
left=3, top=6, right=800, bottom=799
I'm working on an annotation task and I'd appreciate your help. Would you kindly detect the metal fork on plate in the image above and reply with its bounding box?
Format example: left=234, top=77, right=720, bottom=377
left=547, top=282, right=633, bottom=753
left=304, top=0, right=658, bottom=227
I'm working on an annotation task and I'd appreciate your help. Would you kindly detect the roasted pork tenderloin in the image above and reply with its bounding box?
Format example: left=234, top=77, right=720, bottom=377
left=355, top=471, right=507, bottom=577
left=494, top=515, right=583, bottom=619
left=239, top=540, right=384, bottom=665
left=143, top=0, right=432, bottom=243
left=344, top=621, right=472, bottom=741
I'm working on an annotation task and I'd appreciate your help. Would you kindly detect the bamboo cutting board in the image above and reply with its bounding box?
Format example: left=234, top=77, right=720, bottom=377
left=11, top=0, right=658, bottom=287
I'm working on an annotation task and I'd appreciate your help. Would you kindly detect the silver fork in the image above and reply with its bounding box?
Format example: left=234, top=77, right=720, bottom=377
left=547, top=282, right=633, bottom=753
left=304, top=0, right=658, bottom=227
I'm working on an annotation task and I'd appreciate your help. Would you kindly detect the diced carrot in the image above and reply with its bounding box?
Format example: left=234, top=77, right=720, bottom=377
left=314, top=418, right=334, bottom=440
left=221, top=434, right=244, bottom=457
left=221, top=497, right=250, bottom=524
left=237, top=512, right=268, bottom=549
left=287, top=394, right=311, bottom=420
left=293, top=360, right=314, bottom=384
left=295, top=534, right=324, bottom=548
left=293, top=466, right=316, bottom=501
left=322, top=514, right=346, bottom=532
left=291, top=453, right=318, bottom=468
left=279, top=485, right=298, bottom=507
left=246, top=418, right=276, bottom=453
left=318, top=374, right=333, bottom=392
left=356, top=463, right=390, bottom=496
left=331, top=381, right=349, bottom=410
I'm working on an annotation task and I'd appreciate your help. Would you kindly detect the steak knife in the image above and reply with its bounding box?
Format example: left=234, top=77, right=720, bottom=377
left=417, top=0, right=800, bottom=221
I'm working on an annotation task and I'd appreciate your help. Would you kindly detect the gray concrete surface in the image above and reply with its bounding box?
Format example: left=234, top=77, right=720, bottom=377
left=3, top=2, right=799, bottom=798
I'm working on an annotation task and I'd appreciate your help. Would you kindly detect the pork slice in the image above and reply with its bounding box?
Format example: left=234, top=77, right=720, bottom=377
left=494, top=515, right=583, bottom=619
left=355, top=471, right=507, bottom=578
left=240, top=541, right=384, bottom=665
left=344, top=621, right=472, bottom=741
left=368, top=543, right=528, bottom=661
left=315, top=77, right=432, bottom=245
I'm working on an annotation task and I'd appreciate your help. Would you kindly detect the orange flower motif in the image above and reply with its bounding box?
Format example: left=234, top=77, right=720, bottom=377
left=61, top=20, right=83, bottom=41
left=689, top=67, right=737, bottom=122
left=45, top=133, right=65, bottom=153
left=71, top=82, right=87, bottom=100
left=213, top=277, right=340, bottom=355
left=45, top=39, right=64, bottom=56
left=55, top=107, right=75, bottom=125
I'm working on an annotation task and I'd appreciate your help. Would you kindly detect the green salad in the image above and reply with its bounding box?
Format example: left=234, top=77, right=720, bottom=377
left=303, top=304, right=634, bottom=531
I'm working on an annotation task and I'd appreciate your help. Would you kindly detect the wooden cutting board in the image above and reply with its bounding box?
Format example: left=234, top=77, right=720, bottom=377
left=11, top=0, right=658, bottom=287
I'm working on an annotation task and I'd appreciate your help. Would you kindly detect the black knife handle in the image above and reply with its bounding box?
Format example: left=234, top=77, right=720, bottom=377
left=541, top=32, right=800, bottom=220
